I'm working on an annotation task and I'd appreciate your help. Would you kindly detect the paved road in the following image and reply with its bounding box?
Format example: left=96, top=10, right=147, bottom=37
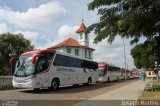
left=75, top=79, right=149, bottom=106
left=90, top=80, right=148, bottom=100
left=0, top=79, right=139, bottom=106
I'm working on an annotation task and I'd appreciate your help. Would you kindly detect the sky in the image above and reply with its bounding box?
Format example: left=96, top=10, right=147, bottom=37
left=0, top=0, right=144, bottom=69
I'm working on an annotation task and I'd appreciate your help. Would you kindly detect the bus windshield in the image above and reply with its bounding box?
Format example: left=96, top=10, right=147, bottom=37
left=14, top=52, right=54, bottom=77
left=14, top=54, right=35, bottom=77
left=97, top=68, right=106, bottom=76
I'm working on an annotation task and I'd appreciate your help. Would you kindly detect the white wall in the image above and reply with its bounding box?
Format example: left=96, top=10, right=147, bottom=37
left=77, top=32, right=89, bottom=47
left=55, top=47, right=93, bottom=60
left=55, top=47, right=66, bottom=53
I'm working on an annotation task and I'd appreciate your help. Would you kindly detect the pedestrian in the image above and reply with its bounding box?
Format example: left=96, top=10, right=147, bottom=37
left=141, top=71, right=145, bottom=82
left=154, top=68, right=159, bottom=81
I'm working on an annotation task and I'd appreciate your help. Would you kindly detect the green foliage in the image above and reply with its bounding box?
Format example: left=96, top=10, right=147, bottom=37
left=0, top=33, right=34, bottom=68
left=130, top=39, right=160, bottom=68
left=87, top=0, right=160, bottom=44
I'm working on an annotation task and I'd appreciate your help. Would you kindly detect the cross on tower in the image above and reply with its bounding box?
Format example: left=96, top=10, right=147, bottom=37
left=82, top=18, right=84, bottom=23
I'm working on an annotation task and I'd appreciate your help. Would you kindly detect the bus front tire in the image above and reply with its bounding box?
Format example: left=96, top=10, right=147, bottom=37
left=108, top=77, right=110, bottom=82
left=117, top=76, right=119, bottom=81
left=50, top=79, right=59, bottom=90
left=86, top=77, right=92, bottom=86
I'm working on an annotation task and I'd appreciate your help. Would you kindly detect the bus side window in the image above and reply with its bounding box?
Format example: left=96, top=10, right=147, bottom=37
left=82, top=60, right=98, bottom=69
left=36, top=56, right=45, bottom=73
left=36, top=53, right=54, bottom=73
left=53, top=54, right=64, bottom=66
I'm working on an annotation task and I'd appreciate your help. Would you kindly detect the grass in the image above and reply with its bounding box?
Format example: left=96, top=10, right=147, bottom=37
left=139, top=80, right=160, bottom=100
left=152, top=82, right=160, bottom=91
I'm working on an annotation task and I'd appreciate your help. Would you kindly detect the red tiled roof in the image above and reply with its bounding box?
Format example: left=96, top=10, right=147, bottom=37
left=76, top=22, right=86, bottom=33
left=47, top=38, right=94, bottom=50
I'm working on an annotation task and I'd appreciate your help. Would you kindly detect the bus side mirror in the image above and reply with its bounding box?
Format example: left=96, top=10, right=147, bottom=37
left=32, top=54, right=43, bottom=64
left=9, top=56, right=19, bottom=65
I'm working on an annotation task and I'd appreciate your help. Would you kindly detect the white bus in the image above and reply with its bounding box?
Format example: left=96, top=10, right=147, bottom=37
left=10, top=49, right=98, bottom=90
left=97, top=63, right=121, bottom=82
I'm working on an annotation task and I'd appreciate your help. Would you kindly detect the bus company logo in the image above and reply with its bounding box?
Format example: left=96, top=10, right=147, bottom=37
left=56, top=68, right=75, bottom=72
left=1, top=100, right=18, bottom=106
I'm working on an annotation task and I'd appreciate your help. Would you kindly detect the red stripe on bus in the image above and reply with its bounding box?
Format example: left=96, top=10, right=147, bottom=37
left=22, top=49, right=56, bottom=56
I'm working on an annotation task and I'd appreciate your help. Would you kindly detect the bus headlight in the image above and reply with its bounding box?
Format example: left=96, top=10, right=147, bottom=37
left=13, top=78, right=31, bottom=83
left=25, top=79, right=30, bottom=82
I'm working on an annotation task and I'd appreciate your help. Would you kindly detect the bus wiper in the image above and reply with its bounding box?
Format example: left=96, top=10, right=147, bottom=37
left=17, top=61, right=25, bottom=72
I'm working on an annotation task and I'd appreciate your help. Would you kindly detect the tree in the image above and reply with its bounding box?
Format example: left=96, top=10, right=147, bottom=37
left=130, top=39, right=160, bottom=69
left=87, top=0, right=160, bottom=44
left=0, top=33, right=34, bottom=72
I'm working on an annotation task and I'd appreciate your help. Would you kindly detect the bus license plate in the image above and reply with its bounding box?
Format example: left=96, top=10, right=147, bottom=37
left=17, top=84, right=22, bottom=87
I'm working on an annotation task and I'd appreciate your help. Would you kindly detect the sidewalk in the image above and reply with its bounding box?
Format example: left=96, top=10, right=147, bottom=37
left=74, top=79, right=149, bottom=106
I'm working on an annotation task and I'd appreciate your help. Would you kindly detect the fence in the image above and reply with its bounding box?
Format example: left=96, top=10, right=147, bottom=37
left=0, top=67, right=13, bottom=90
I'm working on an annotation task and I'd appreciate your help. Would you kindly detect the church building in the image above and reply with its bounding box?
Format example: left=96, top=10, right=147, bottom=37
left=48, top=21, right=95, bottom=60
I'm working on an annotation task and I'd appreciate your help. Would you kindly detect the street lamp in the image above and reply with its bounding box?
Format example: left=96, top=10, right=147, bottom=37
left=123, top=38, right=127, bottom=83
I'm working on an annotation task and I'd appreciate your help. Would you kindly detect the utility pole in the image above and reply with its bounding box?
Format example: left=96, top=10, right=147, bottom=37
left=154, top=36, right=160, bottom=81
left=123, top=38, right=127, bottom=83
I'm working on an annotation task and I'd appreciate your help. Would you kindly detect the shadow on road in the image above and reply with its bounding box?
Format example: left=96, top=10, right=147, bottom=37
left=20, top=79, right=128, bottom=94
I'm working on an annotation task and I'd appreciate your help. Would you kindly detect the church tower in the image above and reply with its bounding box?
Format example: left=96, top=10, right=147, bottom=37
left=76, top=19, right=89, bottom=47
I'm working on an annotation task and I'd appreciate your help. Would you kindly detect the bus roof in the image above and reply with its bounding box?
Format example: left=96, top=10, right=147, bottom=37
left=98, top=63, right=121, bottom=69
left=21, top=49, right=56, bottom=56
left=21, top=49, right=97, bottom=62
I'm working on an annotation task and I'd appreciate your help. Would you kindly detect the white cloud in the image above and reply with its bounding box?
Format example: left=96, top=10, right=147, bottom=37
left=14, top=31, right=40, bottom=43
left=35, top=24, right=79, bottom=49
left=36, top=24, right=79, bottom=49
left=0, top=1, right=66, bottom=29
left=89, top=33, right=135, bottom=69
left=37, top=40, right=56, bottom=50
left=0, top=23, right=10, bottom=33
left=58, top=25, right=79, bottom=38
left=12, top=24, right=79, bottom=50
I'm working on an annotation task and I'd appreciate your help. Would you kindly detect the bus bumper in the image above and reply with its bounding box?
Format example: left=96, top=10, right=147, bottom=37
left=98, top=77, right=107, bottom=82
left=12, top=77, right=39, bottom=89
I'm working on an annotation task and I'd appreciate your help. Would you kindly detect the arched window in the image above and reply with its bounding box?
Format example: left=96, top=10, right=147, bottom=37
left=85, top=50, right=87, bottom=58
left=80, top=33, right=83, bottom=39
left=85, top=35, right=88, bottom=40
left=75, top=49, right=79, bottom=56
left=89, top=51, right=91, bottom=59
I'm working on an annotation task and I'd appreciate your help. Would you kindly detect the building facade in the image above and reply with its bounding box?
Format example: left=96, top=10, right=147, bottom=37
left=48, top=21, right=94, bottom=60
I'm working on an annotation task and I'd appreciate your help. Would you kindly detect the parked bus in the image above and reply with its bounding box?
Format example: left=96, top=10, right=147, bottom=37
left=97, top=63, right=121, bottom=82
left=120, top=68, right=131, bottom=80
left=9, top=49, right=98, bottom=90
left=129, top=69, right=139, bottom=78
left=120, top=68, right=125, bottom=80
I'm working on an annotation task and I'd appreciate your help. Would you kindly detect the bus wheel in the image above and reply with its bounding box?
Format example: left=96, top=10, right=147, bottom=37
left=73, top=84, right=79, bottom=87
left=117, top=76, right=119, bottom=81
left=108, top=77, right=110, bottom=82
left=86, top=78, right=92, bottom=86
left=50, top=79, right=59, bottom=90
